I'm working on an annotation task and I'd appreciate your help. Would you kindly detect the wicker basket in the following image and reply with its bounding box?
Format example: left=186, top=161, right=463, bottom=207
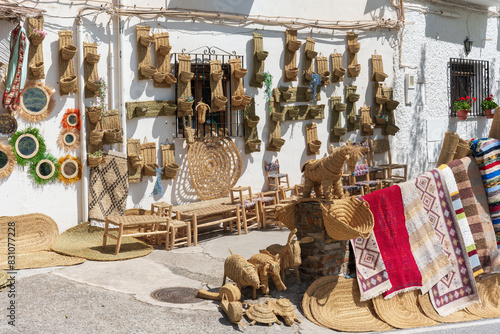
left=348, top=64, right=361, bottom=77
left=348, top=93, right=360, bottom=102
left=308, top=140, right=322, bottom=154
left=179, top=71, right=194, bottom=83
left=306, top=49, right=318, bottom=59
left=30, top=61, right=44, bottom=76
left=386, top=100, right=400, bottom=111
left=241, top=95, right=252, bottom=106
left=87, top=108, right=101, bottom=124
left=348, top=43, right=361, bottom=54
left=335, top=103, right=347, bottom=112
left=271, top=111, right=285, bottom=122
left=178, top=100, right=193, bottom=113
left=104, top=129, right=122, bottom=142
left=140, top=35, right=154, bottom=47
left=375, top=95, right=388, bottom=104
left=322, top=197, right=374, bottom=240
left=61, top=76, right=77, bottom=94
left=287, top=40, right=302, bottom=52
left=247, top=139, right=262, bottom=152
left=164, top=73, right=177, bottom=85
left=140, top=65, right=157, bottom=79
left=212, top=70, right=223, bottom=81
left=86, top=80, right=100, bottom=92
left=383, top=123, right=400, bottom=136
left=61, top=45, right=77, bottom=60
left=374, top=115, right=388, bottom=125
left=163, top=162, right=180, bottom=178
left=349, top=115, right=361, bottom=124
left=89, top=130, right=104, bottom=146
left=234, top=68, right=248, bottom=79
left=152, top=72, right=166, bottom=83
left=285, top=68, right=299, bottom=80
left=310, top=106, right=321, bottom=117
left=245, top=115, right=260, bottom=128
left=334, top=67, right=346, bottom=78
left=128, top=154, right=143, bottom=169
left=30, top=34, right=45, bottom=46
left=134, top=106, right=147, bottom=117
left=231, top=96, right=242, bottom=107
left=143, top=163, right=159, bottom=176
left=288, top=108, right=300, bottom=118
left=304, top=71, right=313, bottom=81
left=256, top=51, right=269, bottom=61
left=87, top=155, right=103, bottom=167
left=214, top=95, right=227, bottom=108
left=158, top=45, right=172, bottom=56
left=321, top=71, right=331, bottom=82
left=255, top=73, right=266, bottom=83
left=85, top=53, right=100, bottom=64
left=333, top=128, right=347, bottom=136
left=281, top=91, right=293, bottom=101
left=269, top=137, right=286, bottom=150
left=373, top=72, right=388, bottom=82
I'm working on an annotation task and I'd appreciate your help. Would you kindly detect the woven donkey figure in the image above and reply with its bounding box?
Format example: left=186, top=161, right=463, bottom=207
left=301, top=145, right=368, bottom=200
left=223, top=249, right=261, bottom=299
left=248, top=252, right=286, bottom=295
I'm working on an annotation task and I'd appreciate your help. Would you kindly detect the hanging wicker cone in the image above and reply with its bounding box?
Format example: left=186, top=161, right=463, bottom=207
left=61, top=76, right=77, bottom=94
left=234, top=68, right=248, bottom=79
left=268, top=298, right=301, bottom=326
left=87, top=154, right=103, bottom=167
left=348, top=43, right=361, bottom=53
left=271, top=111, right=285, bottom=122
left=348, top=64, right=361, bottom=77
left=164, top=73, right=177, bottom=85
left=196, top=101, right=210, bottom=124
left=375, top=95, right=388, bottom=104
left=85, top=53, right=100, bottom=64
left=163, top=162, right=180, bottom=179
left=152, top=72, right=166, bottom=83
left=158, top=45, right=171, bottom=56
left=287, top=40, right=302, bottom=52
left=213, top=95, right=227, bottom=108
left=335, top=103, right=347, bottom=112
left=349, top=114, right=361, bottom=124
left=373, top=72, right=388, bottom=82
left=310, top=106, right=321, bottom=117
left=61, top=44, right=77, bottom=60
left=285, top=67, right=299, bottom=80
left=128, top=154, right=143, bottom=170
left=231, top=95, right=243, bottom=107
left=139, top=35, right=154, bottom=47
left=308, top=140, right=322, bottom=154
left=140, top=65, right=157, bottom=79
left=255, top=50, right=269, bottom=61
left=322, top=197, right=374, bottom=240
left=349, top=93, right=360, bottom=102
left=241, top=95, right=252, bottom=106
left=306, top=49, right=318, bottom=59
left=30, top=61, right=44, bottom=76
left=179, top=71, right=194, bottom=83
left=334, top=67, right=346, bottom=78
left=269, top=137, right=286, bottom=150
left=245, top=302, right=282, bottom=326
left=385, top=100, right=400, bottom=111
left=211, top=70, right=223, bottom=81
left=30, top=34, right=45, bottom=45
left=245, top=115, right=260, bottom=128
left=246, top=139, right=262, bottom=152
left=86, top=79, right=100, bottom=92
left=86, top=108, right=101, bottom=124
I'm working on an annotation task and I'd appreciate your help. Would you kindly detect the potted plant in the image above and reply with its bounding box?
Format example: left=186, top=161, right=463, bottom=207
left=178, top=95, right=194, bottom=114
left=87, top=77, right=107, bottom=123
left=88, top=150, right=104, bottom=167
left=30, top=28, right=47, bottom=45
left=481, top=95, right=498, bottom=119
left=453, top=96, right=476, bottom=120
left=263, top=72, right=273, bottom=114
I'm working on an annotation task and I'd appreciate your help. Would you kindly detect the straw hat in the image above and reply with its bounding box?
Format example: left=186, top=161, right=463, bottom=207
left=372, top=290, right=438, bottom=329
left=51, top=222, right=153, bottom=261
left=466, top=274, right=500, bottom=318
left=0, top=251, right=85, bottom=270
left=303, top=275, right=393, bottom=332
left=418, top=293, right=481, bottom=323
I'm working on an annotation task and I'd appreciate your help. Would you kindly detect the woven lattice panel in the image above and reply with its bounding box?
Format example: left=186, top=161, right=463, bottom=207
left=27, top=16, right=44, bottom=80
left=153, top=32, right=172, bottom=88
left=83, top=42, right=99, bottom=98
left=58, top=31, right=77, bottom=95
left=187, top=137, right=242, bottom=200
left=302, top=37, right=316, bottom=85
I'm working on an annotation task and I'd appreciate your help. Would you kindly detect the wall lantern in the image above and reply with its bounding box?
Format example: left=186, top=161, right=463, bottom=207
left=464, top=36, right=473, bottom=56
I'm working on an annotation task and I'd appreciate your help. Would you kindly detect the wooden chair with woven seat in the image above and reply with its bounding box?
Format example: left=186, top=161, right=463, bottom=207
left=255, top=190, right=283, bottom=230
left=229, top=186, right=259, bottom=232
left=348, top=160, right=382, bottom=194
left=264, top=160, right=294, bottom=198
left=368, top=136, right=407, bottom=185
left=151, top=202, right=191, bottom=250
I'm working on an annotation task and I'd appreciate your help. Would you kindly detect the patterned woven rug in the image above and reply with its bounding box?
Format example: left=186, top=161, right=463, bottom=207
left=416, top=169, right=479, bottom=316
left=448, top=157, right=500, bottom=273
left=88, top=151, right=129, bottom=222
left=398, top=181, right=452, bottom=295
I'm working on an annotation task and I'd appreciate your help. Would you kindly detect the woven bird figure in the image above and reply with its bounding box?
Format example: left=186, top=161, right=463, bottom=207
left=301, top=145, right=368, bottom=200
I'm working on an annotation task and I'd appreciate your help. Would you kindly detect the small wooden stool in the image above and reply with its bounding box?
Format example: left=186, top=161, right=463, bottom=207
left=151, top=202, right=191, bottom=250
left=229, top=186, right=259, bottom=232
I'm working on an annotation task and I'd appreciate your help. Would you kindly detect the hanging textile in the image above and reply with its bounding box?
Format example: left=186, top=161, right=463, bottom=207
left=2, top=24, right=29, bottom=113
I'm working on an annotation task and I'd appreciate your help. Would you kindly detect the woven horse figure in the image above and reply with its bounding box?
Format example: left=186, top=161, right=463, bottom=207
left=301, top=145, right=368, bottom=200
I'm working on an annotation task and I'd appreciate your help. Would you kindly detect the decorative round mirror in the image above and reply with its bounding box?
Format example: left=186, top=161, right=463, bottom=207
left=0, top=142, right=16, bottom=178
left=36, top=159, right=55, bottom=180
left=15, top=133, right=39, bottom=159
left=58, top=128, right=79, bottom=151
left=67, top=114, right=78, bottom=127
left=58, top=155, right=81, bottom=184
left=62, top=108, right=81, bottom=130
left=29, top=152, right=60, bottom=185
left=18, top=82, right=55, bottom=122
left=0, top=114, right=17, bottom=138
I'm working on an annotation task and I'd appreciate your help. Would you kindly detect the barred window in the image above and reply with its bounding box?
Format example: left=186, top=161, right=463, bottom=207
left=449, top=58, right=490, bottom=117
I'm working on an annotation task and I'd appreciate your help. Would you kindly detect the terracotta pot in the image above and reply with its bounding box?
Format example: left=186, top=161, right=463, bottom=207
left=285, top=67, right=299, bottom=80
left=234, top=68, right=248, bottom=79
left=485, top=108, right=494, bottom=119
left=158, top=45, right=172, bottom=56
left=306, top=50, right=318, bottom=59
left=255, top=51, right=269, bottom=61
left=457, top=109, right=469, bottom=120
left=164, top=73, right=177, bottom=85
left=287, top=40, right=302, bottom=52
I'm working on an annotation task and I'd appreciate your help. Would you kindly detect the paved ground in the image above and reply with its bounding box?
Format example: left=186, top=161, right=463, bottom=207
left=0, top=227, right=500, bottom=333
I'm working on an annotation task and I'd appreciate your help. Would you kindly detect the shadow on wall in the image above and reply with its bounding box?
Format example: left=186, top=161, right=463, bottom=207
left=167, top=0, right=255, bottom=15
left=424, top=5, right=488, bottom=45
left=363, top=0, right=392, bottom=18
left=498, top=18, right=500, bottom=52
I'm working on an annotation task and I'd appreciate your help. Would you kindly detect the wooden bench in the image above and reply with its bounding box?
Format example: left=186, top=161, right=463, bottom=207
left=102, top=215, right=169, bottom=255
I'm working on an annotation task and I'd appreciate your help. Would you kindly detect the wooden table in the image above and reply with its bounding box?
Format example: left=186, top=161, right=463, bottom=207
left=177, top=204, right=241, bottom=246
left=103, top=215, right=169, bottom=255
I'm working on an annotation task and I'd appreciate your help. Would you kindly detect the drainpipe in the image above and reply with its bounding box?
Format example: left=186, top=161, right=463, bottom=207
left=115, top=0, right=126, bottom=153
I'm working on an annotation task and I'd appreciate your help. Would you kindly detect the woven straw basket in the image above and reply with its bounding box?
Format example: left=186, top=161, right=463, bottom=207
left=30, top=34, right=45, bottom=45
left=61, top=45, right=77, bottom=60
left=61, top=76, right=77, bottom=94
left=163, top=162, right=180, bottom=178
left=85, top=53, right=100, bottom=64
left=322, top=197, right=374, bottom=240
left=245, top=115, right=260, bottom=128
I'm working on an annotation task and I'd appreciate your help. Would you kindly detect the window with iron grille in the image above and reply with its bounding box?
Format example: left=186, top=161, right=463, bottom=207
left=449, top=58, right=490, bottom=117
left=173, top=48, right=245, bottom=138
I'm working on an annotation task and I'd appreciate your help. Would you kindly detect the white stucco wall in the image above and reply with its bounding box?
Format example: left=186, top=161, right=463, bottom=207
left=6, top=0, right=494, bottom=231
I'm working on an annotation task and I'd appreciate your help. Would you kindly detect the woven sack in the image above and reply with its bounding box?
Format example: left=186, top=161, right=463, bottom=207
left=322, top=197, right=374, bottom=240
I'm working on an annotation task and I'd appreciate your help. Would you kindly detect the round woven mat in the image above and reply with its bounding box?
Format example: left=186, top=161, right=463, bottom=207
left=0, top=251, right=85, bottom=270
left=418, top=293, right=481, bottom=323
left=303, top=276, right=392, bottom=332
left=373, top=290, right=438, bottom=329
left=465, top=274, right=500, bottom=318
left=187, top=137, right=242, bottom=200
left=51, top=222, right=153, bottom=261
left=0, top=213, right=59, bottom=254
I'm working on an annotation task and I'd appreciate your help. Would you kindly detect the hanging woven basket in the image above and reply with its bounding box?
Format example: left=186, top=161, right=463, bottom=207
left=383, top=123, right=400, bottom=136
left=287, top=40, right=302, bottom=52
left=234, top=68, right=248, bottom=79
left=179, top=71, right=194, bottom=83
left=213, top=95, right=227, bottom=108
left=245, top=115, right=260, bottom=128
left=140, top=65, right=157, bottom=79
left=61, top=45, right=77, bottom=60
left=254, top=73, right=266, bottom=83
left=89, top=130, right=104, bottom=146
left=375, top=95, right=388, bottom=104
left=163, top=162, right=180, bottom=178
left=196, top=102, right=210, bottom=124
left=333, top=67, right=346, bottom=78
left=321, top=71, right=331, bottom=82
left=246, top=139, right=262, bottom=152
left=374, top=115, right=388, bottom=125
left=241, top=95, right=252, bottom=106
left=288, top=108, right=300, bottom=118
left=85, top=53, right=100, bottom=64
left=306, top=49, right=318, bottom=59
left=386, top=100, right=400, bottom=111
left=140, top=35, right=154, bottom=47
left=212, top=70, right=223, bottom=81
left=310, top=106, right=322, bottom=117
left=308, top=140, right=322, bottom=153
left=271, top=111, right=285, bottom=122
left=128, top=154, right=143, bottom=169
left=164, top=73, right=177, bottom=85
left=285, top=68, right=299, bottom=80
left=86, top=108, right=101, bottom=124
left=231, top=96, right=243, bottom=107
left=61, top=76, right=77, bottom=94
left=178, top=100, right=194, bottom=113
left=255, top=51, right=269, bottom=61
left=373, top=72, right=388, bottom=82
left=143, top=163, right=159, bottom=176
left=30, top=61, right=44, bottom=76
left=348, top=43, right=361, bottom=54
left=87, top=155, right=103, bottom=167
left=103, top=129, right=122, bottom=142
left=348, top=64, right=361, bottom=77
left=30, top=34, right=45, bottom=46
left=86, top=80, right=100, bottom=92
left=158, top=45, right=172, bottom=56
left=348, top=93, right=360, bottom=102
left=333, top=128, right=347, bottom=136
left=153, top=72, right=166, bottom=83
left=335, top=103, right=347, bottom=112
left=322, top=197, right=374, bottom=240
